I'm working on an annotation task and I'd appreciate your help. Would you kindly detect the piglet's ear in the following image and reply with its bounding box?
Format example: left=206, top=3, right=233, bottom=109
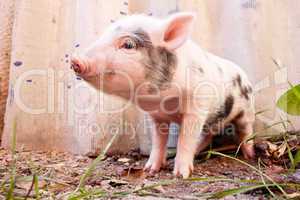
left=162, top=12, right=195, bottom=50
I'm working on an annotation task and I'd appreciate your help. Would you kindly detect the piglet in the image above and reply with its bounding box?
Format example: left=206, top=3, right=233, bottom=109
left=71, top=12, right=255, bottom=178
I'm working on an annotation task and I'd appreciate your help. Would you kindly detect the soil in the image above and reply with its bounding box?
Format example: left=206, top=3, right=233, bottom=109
left=1, top=146, right=299, bottom=200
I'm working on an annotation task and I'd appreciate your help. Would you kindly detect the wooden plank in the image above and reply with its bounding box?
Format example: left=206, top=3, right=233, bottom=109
left=0, top=0, right=15, bottom=138
left=2, top=0, right=139, bottom=154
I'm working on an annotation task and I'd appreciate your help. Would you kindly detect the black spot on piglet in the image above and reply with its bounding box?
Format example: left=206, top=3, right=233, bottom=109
left=240, top=86, right=252, bottom=100
left=233, top=74, right=252, bottom=100
left=224, top=95, right=234, bottom=117
left=205, top=95, right=234, bottom=128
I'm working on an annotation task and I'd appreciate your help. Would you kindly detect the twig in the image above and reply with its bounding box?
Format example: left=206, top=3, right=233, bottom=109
left=24, top=174, right=35, bottom=200
left=198, top=144, right=237, bottom=157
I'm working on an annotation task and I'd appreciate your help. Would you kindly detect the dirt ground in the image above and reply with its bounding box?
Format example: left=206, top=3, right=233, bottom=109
left=1, top=142, right=299, bottom=200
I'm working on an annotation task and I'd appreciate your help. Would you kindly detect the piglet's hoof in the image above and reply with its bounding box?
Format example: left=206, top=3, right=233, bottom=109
left=173, top=158, right=194, bottom=179
left=241, top=143, right=256, bottom=160
left=143, top=158, right=167, bottom=175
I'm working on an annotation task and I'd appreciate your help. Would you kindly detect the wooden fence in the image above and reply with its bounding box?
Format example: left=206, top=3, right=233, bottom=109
left=0, top=0, right=299, bottom=154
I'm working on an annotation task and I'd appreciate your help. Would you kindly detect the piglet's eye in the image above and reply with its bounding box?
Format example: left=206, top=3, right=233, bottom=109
left=121, top=38, right=137, bottom=50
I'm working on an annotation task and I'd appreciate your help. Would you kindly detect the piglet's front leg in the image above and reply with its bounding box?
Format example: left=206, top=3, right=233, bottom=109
left=174, top=113, right=208, bottom=178
left=144, top=122, right=169, bottom=174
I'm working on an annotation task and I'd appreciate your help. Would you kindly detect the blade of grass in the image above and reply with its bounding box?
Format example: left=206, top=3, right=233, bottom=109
left=255, top=109, right=270, bottom=116
left=294, top=150, right=300, bottom=167
left=258, top=158, right=276, bottom=198
left=6, top=118, right=17, bottom=200
left=209, top=151, right=288, bottom=197
left=209, top=184, right=278, bottom=199
left=119, top=176, right=299, bottom=199
left=284, top=136, right=295, bottom=171
left=73, top=132, right=119, bottom=193
left=278, top=115, right=296, bottom=171
left=205, top=143, right=213, bottom=160
left=33, top=174, right=39, bottom=200
left=186, top=177, right=260, bottom=184
left=133, top=180, right=175, bottom=194
left=132, top=177, right=289, bottom=198
left=111, top=191, right=131, bottom=198
left=68, top=189, right=107, bottom=200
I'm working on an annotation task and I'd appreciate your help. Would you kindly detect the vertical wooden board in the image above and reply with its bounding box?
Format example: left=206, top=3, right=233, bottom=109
left=129, top=0, right=177, bottom=16
left=287, top=0, right=300, bottom=128
left=128, top=0, right=150, bottom=14
left=0, top=0, right=15, bottom=139
left=177, top=0, right=219, bottom=52
left=148, top=0, right=177, bottom=16
left=2, top=0, right=139, bottom=154
left=2, top=0, right=65, bottom=151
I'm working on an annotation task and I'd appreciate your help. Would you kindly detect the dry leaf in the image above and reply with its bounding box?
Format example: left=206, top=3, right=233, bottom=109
left=273, top=142, right=287, bottom=159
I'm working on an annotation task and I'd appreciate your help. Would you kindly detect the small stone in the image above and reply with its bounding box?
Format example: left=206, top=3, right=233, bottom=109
left=118, top=158, right=131, bottom=163
left=288, top=169, right=300, bottom=183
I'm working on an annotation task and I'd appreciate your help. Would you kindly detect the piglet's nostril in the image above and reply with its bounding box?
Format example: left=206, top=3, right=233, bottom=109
left=72, top=62, right=82, bottom=74
left=71, top=58, right=83, bottom=74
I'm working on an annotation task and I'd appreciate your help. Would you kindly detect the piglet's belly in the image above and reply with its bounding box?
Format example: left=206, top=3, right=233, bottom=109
left=136, top=96, right=183, bottom=123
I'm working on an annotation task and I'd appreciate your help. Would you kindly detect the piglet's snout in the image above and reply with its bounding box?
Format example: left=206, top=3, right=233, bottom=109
left=71, top=55, right=89, bottom=75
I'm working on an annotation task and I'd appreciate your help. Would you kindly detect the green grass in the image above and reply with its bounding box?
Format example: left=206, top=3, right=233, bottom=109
left=209, top=184, right=279, bottom=199
left=6, top=118, right=17, bottom=200
left=68, top=188, right=107, bottom=200
left=68, top=132, right=119, bottom=199
left=294, top=150, right=300, bottom=168
left=208, top=151, right=289, bottom=198
left=2, top=115, right=298, bottom=199
left=258, top=158, right=277, bottom=198
left=235, top=119, right=296, bottom=158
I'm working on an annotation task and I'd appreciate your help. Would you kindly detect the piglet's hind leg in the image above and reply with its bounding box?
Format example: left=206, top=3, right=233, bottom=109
left=234, top=111, right=255, bottom=160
